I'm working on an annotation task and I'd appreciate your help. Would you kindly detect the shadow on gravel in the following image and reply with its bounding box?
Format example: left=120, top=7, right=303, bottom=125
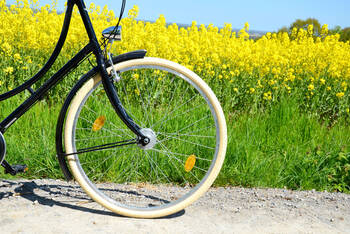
left=0, top=180, right=19, bottom=199
left=0, top=180, right=185, bottom=219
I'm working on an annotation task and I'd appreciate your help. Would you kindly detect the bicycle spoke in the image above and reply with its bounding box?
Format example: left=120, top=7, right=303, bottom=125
left=85, top=94, right=129, bottom=131
left=157, top=143, right=189, bottom=184
left=77, top=116, right=124, bottom=136
left=159, top=134, right=215, bottom=150
left=159, top=125, right=214, bottom=137
left=122, top=83, right=146, bottom=128
left=143, top=70, right=159, bottom=126
left=157, top=131, right=215, bottom=139
left=151, top=148, right=212, bottom=162
left=144, top=150, right=161, bottom=183
left=78, top=145, right=134, bottom=167
left=135, top=79, right=151, bottom=126
left=158, top=142, right=201, bottom=184
left=176, top=114, right=212, bottom=134
left=113, top=148, right=139, bottom=182
left=154, top=75, right=179, bottom=124
left=151, top=93, right=198, bottom=129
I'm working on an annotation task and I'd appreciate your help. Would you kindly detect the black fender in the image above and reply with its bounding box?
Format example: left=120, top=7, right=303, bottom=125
left=110, top=49, right=146, bottom=65
left=56, top=50, right=146, bottom=180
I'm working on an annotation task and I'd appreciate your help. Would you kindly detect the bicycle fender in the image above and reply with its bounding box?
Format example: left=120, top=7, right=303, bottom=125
left=111, top=49, right=147, bottom=64
left=56, top=67, right=99, bottom=181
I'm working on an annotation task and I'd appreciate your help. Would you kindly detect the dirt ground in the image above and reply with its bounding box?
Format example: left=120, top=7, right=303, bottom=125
left=0, top=179, right=349, bottom=234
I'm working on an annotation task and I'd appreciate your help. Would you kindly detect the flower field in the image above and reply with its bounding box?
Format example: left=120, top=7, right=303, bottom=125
left=0, top=0, right=350, bottom=118
left=0, top=0, right=349, bottom=192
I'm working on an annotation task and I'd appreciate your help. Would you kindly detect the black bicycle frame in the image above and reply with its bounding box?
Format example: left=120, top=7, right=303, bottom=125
left=0, top=0, right=145, bottom=140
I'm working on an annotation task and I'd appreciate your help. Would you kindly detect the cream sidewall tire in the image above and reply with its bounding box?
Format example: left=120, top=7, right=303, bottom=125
left=64, top=57, right=227, bottom=218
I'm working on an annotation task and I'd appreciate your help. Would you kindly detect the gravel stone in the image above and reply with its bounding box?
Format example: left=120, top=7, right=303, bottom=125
left=0, top=179, right=349, bottom=233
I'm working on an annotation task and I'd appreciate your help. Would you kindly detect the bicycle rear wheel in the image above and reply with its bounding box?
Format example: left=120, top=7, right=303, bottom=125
left=64, top=57, right=227, bottom=218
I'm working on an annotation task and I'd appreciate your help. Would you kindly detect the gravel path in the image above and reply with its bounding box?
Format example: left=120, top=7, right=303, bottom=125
left=0, top=179, right=349, bottom=233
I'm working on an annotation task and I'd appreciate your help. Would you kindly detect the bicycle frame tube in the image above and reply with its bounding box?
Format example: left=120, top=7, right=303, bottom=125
left=0, top=0, right=99, bottom=133
left=0, top=44, right=93, bottom=133
left=0, top=1, right=74, bottom=101
left=0, top=0, right=146, bottom=140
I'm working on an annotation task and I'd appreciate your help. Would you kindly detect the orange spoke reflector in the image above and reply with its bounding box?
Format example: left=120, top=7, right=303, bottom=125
left=92, top=116, right=106, bottom=131
left=184, top=154, right=196, bottom=172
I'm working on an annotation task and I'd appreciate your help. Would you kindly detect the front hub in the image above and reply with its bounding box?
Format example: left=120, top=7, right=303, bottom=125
left=0, top=132, right=6, bottom=164
left=138, top=128, right=157, bottom=150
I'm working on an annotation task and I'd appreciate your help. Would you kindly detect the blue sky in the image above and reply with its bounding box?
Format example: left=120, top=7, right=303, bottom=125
left=7, top=0, right=350, bottom=31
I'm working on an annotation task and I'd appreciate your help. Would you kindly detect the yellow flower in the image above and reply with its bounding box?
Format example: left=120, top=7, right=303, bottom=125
left=307, top=24, right=314, bottom=35
left=244, top=22, right=249, bottom=31
left=336, top=92, right=345, bottom=98
left=1, top=42, right=12, bottom=55
left=268, top=80, right=276, bottom=86
left=249, top=88, right=255, bottom=94
left=3, top=67, right=14, bottom=74
left=132, top=73, right=139, bottom=80
left=307, top=84, right=314, bottom=91
left=13, top=53, right=21, bottom=60
left=321, top=24, right=328, bottom=35
left=263, top=91, right=272, bottom=100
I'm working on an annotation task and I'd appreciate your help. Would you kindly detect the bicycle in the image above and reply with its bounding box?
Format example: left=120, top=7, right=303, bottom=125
left=0, top=0, right=227, bottom=218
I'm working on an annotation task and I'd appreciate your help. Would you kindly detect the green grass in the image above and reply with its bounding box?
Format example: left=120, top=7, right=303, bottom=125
left=1, top=94, right=349, bottom=192
left=0, top=95, right=64, bottom=179
left=218, top=98, right=350, bottom=192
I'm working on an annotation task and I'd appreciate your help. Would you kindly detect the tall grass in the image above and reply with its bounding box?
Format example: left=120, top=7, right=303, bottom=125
left=0, top=95, right=63, bottom=179
left=219, top=98, right=350, bottom=192
left=1, top=93, right=349, bottom=192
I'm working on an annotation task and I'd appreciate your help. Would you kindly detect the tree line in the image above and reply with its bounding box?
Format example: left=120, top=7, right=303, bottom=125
left=278, top=18, right=350, bottom=42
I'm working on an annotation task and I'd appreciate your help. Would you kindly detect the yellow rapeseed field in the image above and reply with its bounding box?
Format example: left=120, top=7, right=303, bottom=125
left=0, top=0, right=349, bottom=117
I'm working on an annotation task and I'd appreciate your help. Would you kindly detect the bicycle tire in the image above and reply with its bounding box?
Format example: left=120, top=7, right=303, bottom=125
left=63, top=57, right=227, bottom=218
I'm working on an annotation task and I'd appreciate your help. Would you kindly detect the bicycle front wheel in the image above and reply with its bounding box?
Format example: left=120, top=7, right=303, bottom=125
left=64, top=57, right=227, bottom=218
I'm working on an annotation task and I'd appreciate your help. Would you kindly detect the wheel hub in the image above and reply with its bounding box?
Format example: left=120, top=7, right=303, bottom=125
left=138, top=128, right=157, bottom=150
left=0, top=132, right=6, bottom=164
